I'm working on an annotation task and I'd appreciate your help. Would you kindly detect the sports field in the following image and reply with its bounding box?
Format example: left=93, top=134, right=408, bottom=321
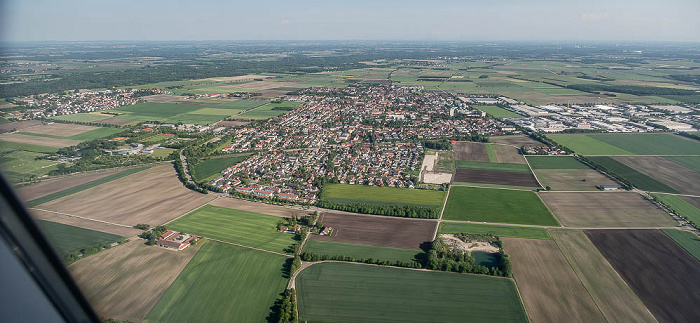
left=652, top=193, right=700, bottom=227
left=548, top=133, right=700, bottom=155
left=296, top=262, right=527, bottom=323
left=38, top=220, right=123, bottom=255
left=302, top=239, right=421, bottom=264
left=588, top=156, right=679, bottom=193
left=443, top=186, right=559, bottom=226
left=191, top=155, right=249, bottom=182
left=320, top=184, right=446, bottom=208
left=472, top=105, right=524, bottom=118
left=549, top=230, right=655, bottom=323
left=168, top=205, right=296, bottom=254
left=662, top=229, right=700, bottom=261
left=145, top=241, right=288, bottom=322
left=439, top=222, right=551, bottom=240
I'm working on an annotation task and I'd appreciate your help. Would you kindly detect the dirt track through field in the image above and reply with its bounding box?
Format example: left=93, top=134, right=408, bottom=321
left=585, top=229, right=700, bottom=323
left=454, top=169, right=540, bottom=187
left=453, top=142, right=489, bottom=161
left=614, top=156, right=700, bottom=194
left=310, top=212, right=436, bottom=250
left=502, top=238, right=605, bottom=323
left=30, top=209, right=142, bottom=237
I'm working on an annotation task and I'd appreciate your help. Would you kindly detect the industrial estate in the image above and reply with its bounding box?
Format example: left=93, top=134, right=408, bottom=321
left=1, top=41, right=700, bottom=322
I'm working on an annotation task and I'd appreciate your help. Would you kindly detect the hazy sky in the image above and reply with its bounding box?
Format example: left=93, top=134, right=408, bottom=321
left=2, top=0, right=699, bottom=42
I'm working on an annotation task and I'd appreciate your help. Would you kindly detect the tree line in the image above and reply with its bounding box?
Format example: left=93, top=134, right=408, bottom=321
left=315, top=200, right=440, bottom=219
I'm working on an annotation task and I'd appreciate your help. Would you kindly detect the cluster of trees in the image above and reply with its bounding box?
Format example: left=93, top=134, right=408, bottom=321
left=315, top=200, right=440, bottom=219
left=426, top=236, right=511, bottom=277
left=133, top=223, right=150, bottom=230
left=423, top=138, right=452, bottom=150
left=138, top=225, right=167, bottom=245
left=62, top=238, right=128, bottom=264
left=299, top=252, right=423, bottom=269
left=271, top=106, right=296, bottom=111
left=679, top=132, right=700, bottom=141
left=44, top=117, right=122, bottom=128
left=567, top=83, right=697, bottom=96
left=669, top=74, right=700, bottom=85
left=270, top=289, right=298, bottom=323
left=229, top=190, right=310, bottom=207
left=173, top=157, right=208, bottom=193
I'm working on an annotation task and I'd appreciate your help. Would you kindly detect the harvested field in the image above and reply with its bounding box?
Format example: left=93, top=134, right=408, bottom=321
left=588, top=156, right=678, bottom=193
left=214, top=120, right=251, bottom=127
left=492, top=145, right=526, bottom=164
left=69, top=239, right=201, bottom=322
left=614, top=156, right=700, bottom=194
left=454, top=169, right=541, bottom=188
left=533, top=169, right=617, bottom=191
left=490, top=135, right=543, bottom=147
left=23, top=123, right=98, bottom=137
left=0, top=120, right=42, bottom=132
left=309, top=212, right=436, bottom=250
left=453, top=142, right=489, bottom=161
left=208, top=197, right=309, bottom=218
left=539, top=192, right=676, bottom=228
left=38, top=164, right=215, bottom=226
left=550, top=230, right=656, bottom=323
left=585, top=229, right=700, bottom=323
left=16, top=170, right=115, bottom=201
left=141, top=94, right=189, bottom=103
left=502, top=238, right=605, bottom=323
left=683, top=195, right=700, bottom=210
left=31, top=209, right=141, bottom=237
left=662, top=229, right=700, bottom=261
left=0, top=133, right=81, bottom=147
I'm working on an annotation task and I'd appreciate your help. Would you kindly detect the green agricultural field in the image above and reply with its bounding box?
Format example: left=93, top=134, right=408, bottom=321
left=52, top=113, right=111, bottom=123
left=302, top=240, right=422, bottom=264
left=451, top=182, right=540, bottom=191
left=665, top=156, right=700, bottom=172
left=589, top=133, right=700, bottom=155
left=662, top=229, right=700, bottom=261
left=456, top=160, right=531, bottom=173
left=162, top=113, right=226, bottom=125
left=547, top=134, right=632, bottom=155
left=526, top=156, right=590, bottom=169
left=145, top=241, right=288, bottom=322
left=27, top=166, right=151, bottom=207
left=69, top=127, right=123, bottom=141
left=234, top=101, right=303, bottom=120
left=38, top=220, right=123, bottom=255
left=443, top=186, right=559, bottom=226
left=191, top=155, right=249, bottom=182
left=167, top=205, right=296, bottom=254
left=472, top=105, right=525, bottom=118
left=652, top=193, right=700, bottom=226
left=213, top=99, right=269, bottom=110
left=142, top=134, right=173, bottom=144
left=297, top=262, right=528, bottom=323
left=320, top=184, right=446, bottom=208
left=588, top=157, right=678, bottom=193
left=0, top=150, right=60, bottom=182
left=111, top=102, right=199, bottom=119
left=0, top=141, right=58, bottom=153
left=485, top=144, right=499, bottom=162
left=439, top=222, right=551, bottom=240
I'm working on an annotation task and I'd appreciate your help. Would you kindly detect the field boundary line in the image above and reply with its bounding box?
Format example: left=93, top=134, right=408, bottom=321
left=205, top=237, right=292, bottom=258
left=439, top=219, right=678, bottom=230
left=522, top=152, right=545, bottom=189
left=433, top=184, right=451, bottom=240
left=30, top=207, right=133, bottom=228
left=646, top=191, right=700, bottom=199
left=450, top=183, right=536, bottom=191
left=162, top=196, right=219, bottom=226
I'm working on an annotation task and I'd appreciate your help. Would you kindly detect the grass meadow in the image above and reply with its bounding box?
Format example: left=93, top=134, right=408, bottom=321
left=439, top=222, right=551, bottom=240
left=321, top=184, right=446, bottom=208
left=39, top=220, right=123, bottom=255
left=302, top=239, right=422, bottom=263
left=191, top=155, right=249, bottom=182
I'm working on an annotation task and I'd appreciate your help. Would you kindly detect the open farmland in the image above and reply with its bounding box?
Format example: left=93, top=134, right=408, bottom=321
left=472, top=105, right=525, bottom=118
left=614, top=156, right=700, bottom=194
left=490, top=135, right=543, bottom=147
left=527, top=156, right=617, bottom=191
left=36, top=164, right=215, bottom=226
left=21, top=123, right=99, bottom=137
left=234, top=101, right=303, bottom=120
left=302, top=240, right=422, bottom=264
left=38, top=220, right=123, bottom=255
left=548, top=133, right=700, bottom=156
left=0, top=150, right=61, bottom=182
left=310, top=212, right=436, bottom=250
left=207, top=197, right=306, bottom=218
left=587, top=156, right=679, bottom=193
left=191, top=154, right=249, bottom=182
left=145, top=241, right=288, bottom=323
left=585, top=229, right=700, bottom=323
left=549, top=230, right=656, bottom=323
left=213, top=99, right=269, bottom=110
left=662, top=229, right=700, bottom=261
left=665, top=156, right=700, bottom=172
left=0, top=132, right=81, bottom=147
left=31, top=209, right=141, bottom=237
left=652, top=193, right=700, bottom=226
left=454, top=169, right=541, bottom=188
left=526, top=156, right=589, bottom=169
left=439, top=222, right=551, bottom=240
left=547, top=134, right=632, bottom=155
left=443, top=187, right=559, bottom=226
left=502, top=238, right=605, bottom=322
left=68, top=239, right=201, bottom=322
left=491, top=144, right=527, bottom=164
left=539, top=192, right=674, bottom=228
left=296, top=262, right=527, bottom=323
left=455, top=160, right=531, bottom=172
left=168, top=205, right=296, bottom=254
left=107, top=102, right=240, bottom=125
left=320, top=184, right=446, bottom=208
left=453, top=141, right=489, bottom=161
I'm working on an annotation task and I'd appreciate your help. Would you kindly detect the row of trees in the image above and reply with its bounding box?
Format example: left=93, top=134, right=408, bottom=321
left=62, top=238, right=129, bottom=264
left=270, top=289, right=298, bottom=323
left=567, top=83, right=698, bottom=96
left=299, top=252, right=423, bottom=269
left=315, top=200, right=440, bottom=219
left=575, top=156, right=632, bottom=190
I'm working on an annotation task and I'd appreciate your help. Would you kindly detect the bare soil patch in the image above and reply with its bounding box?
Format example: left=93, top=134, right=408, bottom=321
left=614, top=156, right=700, bottom=195
left=214, top=120, right=251, bottom=127
left=0, top=133, right=81, bottom=147
left=533, top=169, right=617, bottom=191
left=440, top=234, right=500, bottom=253
left=0, top=120, right=42, bottom=133
left=207, top=198, right=310, bottom=218
left=585, top=229, right=700, bottom=323
left=453, top=142, right=489, bottom=161
left=69, top=239, right=202, bottom=322
left=310, top=212, right=437, bottom=250
left=16, top=170, right=117, bottom=201
left=23, top=123, right=98, bottom=137
left=492, top=145, right=526, bottom=164
left=538, top=192, right=675, bottom=228
left=39, top=164, right=215, bottom=226
left=454, top=169, right=540, bottom=187
left=502, top=237, right=605, bottom=322
left=490, top=135, right=543, bottom=147
left=30, top=209, right=141, bottom=237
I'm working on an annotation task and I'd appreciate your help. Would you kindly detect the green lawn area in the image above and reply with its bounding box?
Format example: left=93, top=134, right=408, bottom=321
left=526, top=156, right=590, bottom=169
left=213, top=99, right=269, bottom=110
left=456, top=160, right=531, bottom=173
left=192, top=155, right=250, bottom=182
left=145, top=241, right=288, bottom=322
left=662, top=229, right=700, bottom=261
left=234, top=101, right=303, bottom=120
left=651, top=193, right=700, bottom=226
left=142, top=134, right=173, bottom=144
left=547, top=134, right=632, bottom=155
left=439, top=222, right=551, bottom=240
left=297, top=262, right=527, bottom=323
left=0, top=141, right=58, bottom=153
left=167, top=205, right=296, bottom=254
left=0, top=150, right=60, bottom=182
left=589, top=133, right=700, bottom=156
left=472, top=105, right=525, bottom=118
left=665, top=156, right=700, bottom=172
left=302, top=240, right=422, bottom=264
left=588, top=157, right=679, bottom=193
left=26, top=166, right=151, bottom=207
left=485, top=144, right=499, bottom=162
left=38, top=220, right=123, bottom=255
left=320, top=184, right=446, bottom=208
left=443, top=186, right=559, bottom=226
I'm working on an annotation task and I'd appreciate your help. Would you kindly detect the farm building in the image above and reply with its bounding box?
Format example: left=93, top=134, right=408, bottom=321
left=157, top=230, right=196, bottom=250
left=597, top=185, right=619, bottom=191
